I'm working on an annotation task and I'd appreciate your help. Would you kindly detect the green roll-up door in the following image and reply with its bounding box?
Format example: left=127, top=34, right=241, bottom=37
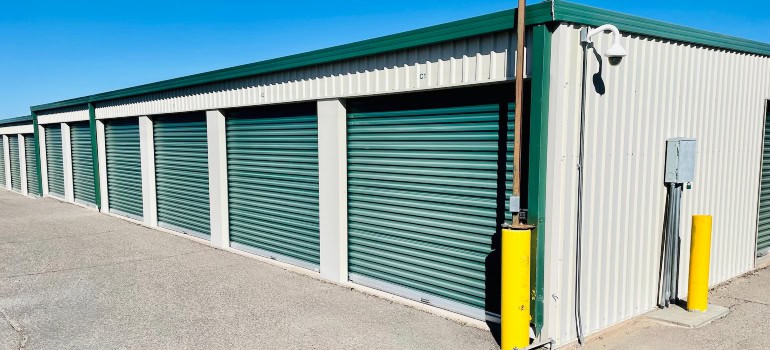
left=9, top=136, right=20, bottom=192
left=70, top=122, right=96, bottom=206
left=45, top=125, right=65, bottom=197
left=0, top=139, right=5, bottom=187
left=24, top=134, right=40, bottom=196
left=758, top=107, right=770, bottom=254
left=347, top=104, right=509, bottom=319
left=226, top=113, right=320, bottom=270
left=154, top=114, right=210, bottom=238
left=105, top=118, right=143, bottom=219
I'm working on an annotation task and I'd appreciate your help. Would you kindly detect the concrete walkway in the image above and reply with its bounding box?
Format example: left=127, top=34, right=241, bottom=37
left=0, top=191, right=499, bottom=350
left=564, top=264, right=770, bottom=350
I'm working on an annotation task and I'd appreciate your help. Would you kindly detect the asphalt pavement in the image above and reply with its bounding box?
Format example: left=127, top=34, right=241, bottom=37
left=0, top=190, right=499, bottom=350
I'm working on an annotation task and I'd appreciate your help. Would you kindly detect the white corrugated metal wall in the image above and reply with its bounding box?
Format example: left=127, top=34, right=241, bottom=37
left=544, top=24, right=770, bottom=345
left=37, top=106, right=90, bottom=125
left=95, top=30, right=529, bottom=118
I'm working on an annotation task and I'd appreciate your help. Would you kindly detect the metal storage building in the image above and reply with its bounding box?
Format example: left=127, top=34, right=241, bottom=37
left=0, top=116, right=39, bottom=198
left=3, top=0, right=770, bottom=348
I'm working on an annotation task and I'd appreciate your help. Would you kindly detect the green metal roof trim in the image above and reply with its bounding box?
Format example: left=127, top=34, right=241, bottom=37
left=0, top=115, right=33, bottom=127
left=30, top=0, right=770, bottom=113
left=551, top=0, right=770, bottom=56
left=31, top=4, right=553, bottom=112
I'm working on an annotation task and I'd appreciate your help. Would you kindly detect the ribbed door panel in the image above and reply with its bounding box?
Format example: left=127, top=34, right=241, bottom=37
left=0, top=140, right=5, bottom=187
left=45, top=125, right=65, bottom=197
left=347, top=104, right=506, bottom=318
left=226, top=114, right=320, bottom=268
left=25, top=135, right=39, bottom=196
left=758, top=109, right=770, bottom=253
left=70, top=122, right=95, bottom=205
left=105, top=118, right=143, bottom=218
left=9, top=136, right=20, bottom=191
left=154, top=115, right=211, bottom=237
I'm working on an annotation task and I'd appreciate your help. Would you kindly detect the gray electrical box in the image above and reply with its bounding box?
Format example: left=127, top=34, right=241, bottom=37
left=664, top=138, right=696, bottom=184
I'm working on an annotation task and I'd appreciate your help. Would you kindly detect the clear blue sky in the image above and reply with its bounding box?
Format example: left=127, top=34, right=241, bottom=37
left=1, top=0, right=768, bottom=118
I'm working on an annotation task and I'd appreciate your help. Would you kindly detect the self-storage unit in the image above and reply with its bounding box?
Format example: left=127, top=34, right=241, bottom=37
left=44, top=124, right=65, bottom=198
left=0, top=116, right=36, bottom=197
left=8, top=135, right=20, bottom=192
left=24, top=134, right=39, bottom=197
left=346, top=101, right=514, bottom=319
left=104, top=118, right=143, bottom=220
left=36, top=106, right=93, bottom=205
left=70, top=121, right=96, bottom=206
left=153, top=113, right=211, bottom=238
left=18, top=1, right=770, bottom=348
left=226, top=105, right=321, bottom=269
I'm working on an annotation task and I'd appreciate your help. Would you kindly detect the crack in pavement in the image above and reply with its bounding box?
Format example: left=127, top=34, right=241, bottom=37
left=718, top=295, right=770, bottom=307
left=0, top=229, right=120, bottom=246
left=0, top=308, right=28, bottom=350
left=2, top=249, right=209, bottom=280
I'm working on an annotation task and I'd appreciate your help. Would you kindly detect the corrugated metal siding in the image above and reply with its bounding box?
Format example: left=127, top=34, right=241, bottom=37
left=154, top=114, right=211, bottom=237
left=9, top=136, right=20, bottom=191
left=545, top=24, right=770, bottom=345
left=0, top=125, right=33, bottom=135
left=45, top=125, right=65, bottom=197
left=0, top=139, right=5, bottom=187
left=105, top=118, right=143, bottom=218
left=38, top=106, right=89, bottom=125
left=25, top=134, right=39, bottom=196
left=226, top=113, right=320, bottom=268
left=347, top=104, right=509, bottom=319
left=96, top=31, right=527, bottom=119
left=70, top=122, right=95, bottom=205
left=758, top=106, right=770, bottom=253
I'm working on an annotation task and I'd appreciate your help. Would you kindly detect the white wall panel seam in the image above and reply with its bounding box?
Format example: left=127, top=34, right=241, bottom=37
left=206, top=110, right=230, bottom=248
left=97, top=120, right=109, bottom=212
left=317, top=99, right=348, bottom=283
left=139, top=116, right=158, bottom=227
left=38, top=124, right=49, bottom=195
left=61, top=123, right=74, bottom=202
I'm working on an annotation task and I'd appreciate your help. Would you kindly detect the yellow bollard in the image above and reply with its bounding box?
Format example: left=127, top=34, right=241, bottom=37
left=687, top=215, right=713, bottom=312
left=501, top=228, right=531, bottom=350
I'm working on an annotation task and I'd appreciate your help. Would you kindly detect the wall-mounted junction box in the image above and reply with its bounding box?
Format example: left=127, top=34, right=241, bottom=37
left=664, top=138, right=696, bottom=184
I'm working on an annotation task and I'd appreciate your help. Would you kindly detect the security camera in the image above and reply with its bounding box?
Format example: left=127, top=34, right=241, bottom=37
left=582, top=24, right=627, bottom=65
left=605, top=42, right=627, bottom=65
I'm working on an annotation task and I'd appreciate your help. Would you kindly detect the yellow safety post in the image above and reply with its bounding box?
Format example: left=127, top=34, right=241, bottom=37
left=501, top=227, right=531, bottom=350
left=687, top=215, right=713, bottom=312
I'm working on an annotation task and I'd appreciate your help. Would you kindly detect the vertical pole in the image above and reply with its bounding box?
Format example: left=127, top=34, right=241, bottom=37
left=317, top=99, right=348, bottom=283
left=511, top=0, right=526, bottom=222
left=19, top=134, right=28, bottom=196
left=139, top=116, right=158, bottom=227
left=62, top=122, right=74, bottom=202
left=88, top=103, right=102, bottom=209
left=687, top=215, right=713, bottom=312
left=501, top=228, right=531, bottom=350
left=96, top=120, right=109, bottom=212
left=502, top=1, right=533, bottom=348
left=206, top=110, right=230, bottom=248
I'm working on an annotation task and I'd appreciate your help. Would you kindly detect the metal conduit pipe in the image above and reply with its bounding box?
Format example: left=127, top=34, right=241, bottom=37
left=573, top=29, right=592, bottom=346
